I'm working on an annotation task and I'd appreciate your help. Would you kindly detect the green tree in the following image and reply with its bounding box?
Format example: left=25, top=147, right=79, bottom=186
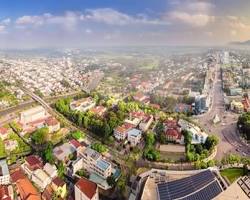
left=183, top=130, right=192, bottom=145
left=107, top=175, right=116, bottom=187
left=31, top=127, right=49, bottom=145
left=91, top=142, right=107, bottom=153
left=145, top=132, right=155, bottom=146
left=57, top=161, right=65, bottom=178
left=204, top=135, right=219, bottom=151
left=43, top=143, right=54, bottom=163
left=71, top=130, right=85, bottom=140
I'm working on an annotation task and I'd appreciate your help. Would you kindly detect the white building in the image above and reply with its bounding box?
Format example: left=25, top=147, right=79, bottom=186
left=178, top=119, right=208, bottom=144
left=43, top=163, right=57, bottom=179
left=0, top=160, right=10, bottom=185
left=127, top=129, right=142, bottom=146
left=76, top=147, right=112, bottom=179
left=75, top=178, right=99, bottom=200
left=113, top=123, right=134, bottom=141
left=20, top=106, right=47, bottom=124
left=139, top=115, right=154, bottom=132
left=70, top=97, right=96, bottom=112
left=31, top=169, right=51, bottom=191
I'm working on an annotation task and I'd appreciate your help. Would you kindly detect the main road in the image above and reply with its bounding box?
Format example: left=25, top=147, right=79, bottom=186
left=194, top=62, right=250, bottom=160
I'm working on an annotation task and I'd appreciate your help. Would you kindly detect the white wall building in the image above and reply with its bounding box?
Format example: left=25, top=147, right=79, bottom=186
left=127, top=129, right=142, bottom=146
left=0, top=160, right=10, bottom=185
left=20, top=106, right=47, bottom=124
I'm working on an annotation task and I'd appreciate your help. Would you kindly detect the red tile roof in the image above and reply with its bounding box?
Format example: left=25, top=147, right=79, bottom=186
left=69, top=139, right=82, bottom=149
left=115, top=123, right=135, bottom=134
left=11, top=169, right=41, bottom=200
left=0, top=185, right=11, bottom=200
left=164, top=119, right=178, bottom=129
left=166, top=129, right=182, bottom=140
left=10, top=169, right=25, bottom=182
left=16, top=179, right=41, bottom=200
left=42, top=186, right=53, bottom=200
left=25, top=155, right=43, bottom=170
left=0, top=127, right=9, bottom=135
left=76, top=178, right=97, bottom=199
left=89, top=106, right=106, bottom=115
left=45, top=117, right=59, bottom=126
left=52, top=177, right=65, bottom=187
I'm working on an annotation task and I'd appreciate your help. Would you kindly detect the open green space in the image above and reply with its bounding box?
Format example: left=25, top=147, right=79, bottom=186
left=220, top=168, right=244, bottom=183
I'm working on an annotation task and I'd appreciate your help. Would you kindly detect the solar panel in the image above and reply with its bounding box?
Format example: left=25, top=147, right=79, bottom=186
left=157, top=170, right=218, bottom=200
left=181, top=181, right=222, bottom=200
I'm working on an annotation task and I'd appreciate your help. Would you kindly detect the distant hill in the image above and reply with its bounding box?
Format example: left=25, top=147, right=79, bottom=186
left=229, top=40, right=250, bottom=46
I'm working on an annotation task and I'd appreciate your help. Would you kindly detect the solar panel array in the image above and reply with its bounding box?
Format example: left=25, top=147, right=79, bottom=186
left=157, top=170, right=222, bottom=200
left=181, top=181, right=223, bottom=200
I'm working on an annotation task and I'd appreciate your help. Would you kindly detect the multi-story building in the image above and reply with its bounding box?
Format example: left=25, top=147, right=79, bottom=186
left=22, top=155, right=44, bottom=178
left=31, top=169, right=51, bottom=191
left=114, top=123, right=134, bottom=141
left=0, top=160, right=10, bottom=185
left=127, top=129, right=142, bottom=146
left=77, top=147, right=112, bottom=179
left=75, top=178, right=99, bottom=200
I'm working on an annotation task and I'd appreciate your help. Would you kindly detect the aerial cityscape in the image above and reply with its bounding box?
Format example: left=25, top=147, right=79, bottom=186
left=0, top=0, right=249, bottom=200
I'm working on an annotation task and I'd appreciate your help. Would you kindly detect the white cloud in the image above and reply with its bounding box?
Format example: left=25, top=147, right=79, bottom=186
left=1, top=18, right=11, bottom=25
left=166, top=0, right=215, bottom=27
left=0, top=25, right=6, bottom=33
left=169, top=11, right=214, bottom=27
left=85, top=8, right=132, bottom=25
left=85, top=28, right=92, bottom=34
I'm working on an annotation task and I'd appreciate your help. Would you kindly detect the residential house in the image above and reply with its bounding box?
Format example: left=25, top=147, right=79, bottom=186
left=132, top=93, right=150, bottom=104
left=4, top=140, right=18, bottom=151
left=42, top=186, right=53, bottom=200
left=127, top=129, right=142, bottom=146
left=0, top=127, right=11, bottom=141
left=31, top=169, right=51, bottom=191
left=164, top=119, right=183, bottom=144
left=53, top=142, right=76, bottom=162
left=22, top=155, right=44, bottom=178
left=45, top=117, right=60, bottom=133
left=11, top=169, right=41, bottom=200
left=89, top=106, right=107, bottom=117
left=51, top=177, right=67, bottom=199
left=0, top=160, right=10, bottom=185
left=77, top=147, right=112, bottom=179
left=165, top=129, right=182, bottom=143
left=0, top=185, right=14, bottom=200
left=75, top=178, right=99, bottom=200
left=70, top=97, right=96, bottom=112
left=178, top=119, right=208, bottom=144
left=43, top=163, right=57, bottom=179
left=114, top=123, right=134, bottom=141
left=139, top=115, right=154, bottom=132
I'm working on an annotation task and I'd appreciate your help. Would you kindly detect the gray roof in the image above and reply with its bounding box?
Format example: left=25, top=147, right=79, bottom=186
left=0, top=159, right=9, bottom=176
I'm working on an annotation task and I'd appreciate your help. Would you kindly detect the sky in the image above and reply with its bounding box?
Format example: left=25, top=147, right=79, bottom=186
left=0, top=0, right=250, bottom=49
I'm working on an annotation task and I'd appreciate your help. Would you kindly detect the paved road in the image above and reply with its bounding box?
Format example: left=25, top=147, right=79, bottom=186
left=195, top=62, right=250, bottom=160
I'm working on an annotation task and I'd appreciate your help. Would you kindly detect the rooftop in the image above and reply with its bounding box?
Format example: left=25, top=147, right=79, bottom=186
left=127, top=129, right=142, bottom=138
left=0, top=160, right=9, bottom=176
left=76, top=178, right=97, bottom=199
left=96, top=159, right=111, bottom=171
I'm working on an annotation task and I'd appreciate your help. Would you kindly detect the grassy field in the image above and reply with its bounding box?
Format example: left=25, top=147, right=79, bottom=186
left=220, top=168, right=244, bottom=183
